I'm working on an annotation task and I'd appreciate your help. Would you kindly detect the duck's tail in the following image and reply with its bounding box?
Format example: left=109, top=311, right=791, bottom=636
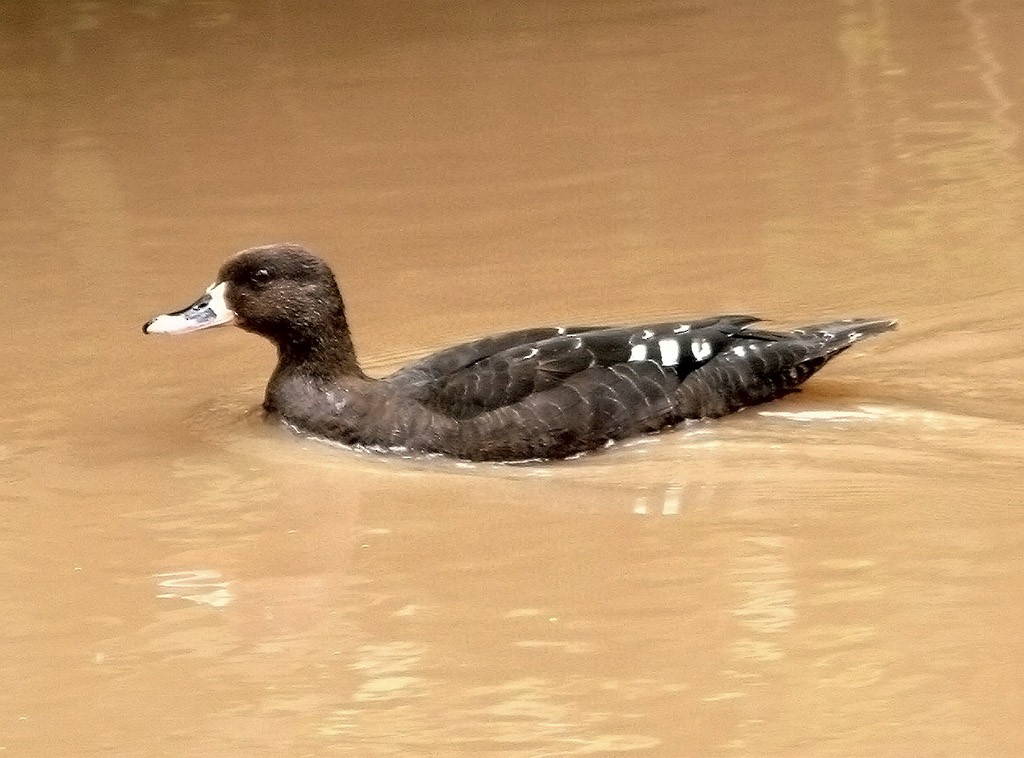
left=791, top=318, right=898, bottom=358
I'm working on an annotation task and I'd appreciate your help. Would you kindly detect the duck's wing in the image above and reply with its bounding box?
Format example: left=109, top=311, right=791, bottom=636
left=390, top=326, right=605, bottom=383
left=665, top=317, right=897, bottom=418
left=389, top=315, right=765, bottom=420
left=458, top=317, right=896, bottom=460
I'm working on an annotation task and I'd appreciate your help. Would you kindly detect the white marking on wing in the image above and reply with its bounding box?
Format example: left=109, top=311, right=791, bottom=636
left=641, top=329, right=655, bottom=339
left=629, top=344, right=648, bottom=362
left=673, top=324, right=690, bottom=333
left=658, top=338, right=681, bottom=366
left=691, top=338, right=713, bottom=361
left=731, top=345, right=747, bottom=357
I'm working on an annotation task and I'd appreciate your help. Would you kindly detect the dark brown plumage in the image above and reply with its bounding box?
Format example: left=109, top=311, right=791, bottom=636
left=144, top=244, right=896, bottom=461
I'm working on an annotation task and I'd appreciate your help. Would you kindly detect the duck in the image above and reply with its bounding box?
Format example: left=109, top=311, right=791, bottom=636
left=143, top=244, right=896, bottom=461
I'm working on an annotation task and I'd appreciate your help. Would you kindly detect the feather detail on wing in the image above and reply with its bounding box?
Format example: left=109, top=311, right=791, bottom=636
left=389, top=316, right=760, bottom=420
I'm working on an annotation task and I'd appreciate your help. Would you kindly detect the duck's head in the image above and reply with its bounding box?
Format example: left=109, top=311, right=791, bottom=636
left=144, top=244, right=353, bottom=363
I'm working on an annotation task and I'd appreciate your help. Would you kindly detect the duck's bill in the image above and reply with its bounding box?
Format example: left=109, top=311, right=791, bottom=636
left=143, top=282, right=236, bottom=335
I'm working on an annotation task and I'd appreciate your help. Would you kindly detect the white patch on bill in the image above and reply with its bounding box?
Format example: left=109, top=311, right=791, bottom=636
left=205, top=281, right=231, bottom=315
left=144, top=281, right=235, bottom=335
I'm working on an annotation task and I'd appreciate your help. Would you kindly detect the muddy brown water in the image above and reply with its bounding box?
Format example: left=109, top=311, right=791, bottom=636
left=2, top=1, right=1024, bottom=756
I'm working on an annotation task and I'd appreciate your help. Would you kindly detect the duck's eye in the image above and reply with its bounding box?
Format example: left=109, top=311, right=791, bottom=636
left=251, top=268, right=272, bottom=287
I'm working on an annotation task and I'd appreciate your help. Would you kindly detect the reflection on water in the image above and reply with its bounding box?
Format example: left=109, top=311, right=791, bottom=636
left=2, top=0, right=1024, bottom=756
left=155, top=570, right=234, bottom=608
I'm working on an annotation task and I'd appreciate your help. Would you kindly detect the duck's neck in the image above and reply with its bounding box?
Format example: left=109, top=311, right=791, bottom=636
left=267, top=310, right=369, bottom=394
left=284, top=331, right=364, bottom=377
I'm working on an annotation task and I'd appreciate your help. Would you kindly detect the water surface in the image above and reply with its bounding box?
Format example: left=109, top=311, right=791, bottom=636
left=2, top=1, right=1023, bottom=755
